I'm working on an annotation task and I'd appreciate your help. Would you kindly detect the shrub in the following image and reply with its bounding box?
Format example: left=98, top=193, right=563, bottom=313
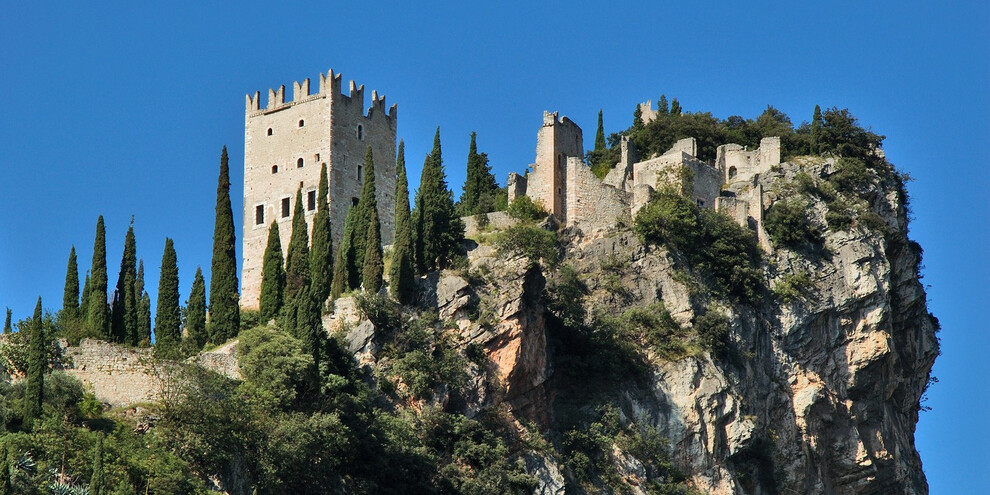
left=829, top=157, right=871, bottom=194
left=695, top=311, right=730, bottom=357
left=764, top=198, right=822, bottom=249
left=505, top=195, right=547, bottom=221
left=495, top=224, right=559, bottom=267
left=773, top=272, right=813, bottom=303
left=545, top=265, right=587, bottom=329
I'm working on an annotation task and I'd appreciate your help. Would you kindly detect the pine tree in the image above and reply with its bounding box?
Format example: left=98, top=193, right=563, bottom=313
left=389, top=141, right=416, bottom=303
left=90, top=433, right=105, bottom=495
left=260, top=221, right=286, bottom=322
left=284, top=189, right=311, bottom=302
left=633, top=105, right=644, bottom=130
left=670, top=98, right=682, bottom=116
left=461, top=132, right=501, bottom=216
left=24, top=297, right=44, bottom=430
left=351, top=146, right=378, bottom=282
left=154, top=238, right=181, bottom=356
left=309, top=162, right=333, bottom=304
left=594, top=110, right=606, bottom=151
left=87, top=216, right=109, bottom=338
left=184, top=267, right=207, bottom=352
left=811, top=104, right=824, bottom=154
left=209, top=146, right=240, bottom=343
left=2, top=308, right=10, bottom=334
left=412, top=128, right=464, bottom=273
left=331, top=207, right=356, bottom=299
left=112, top=223, right=138, bottom=344
left=63, top=246, right=79, bottom=314
left=658, top=94, right=669, bottom=115
left=136, top=260, right=151, bottom=345
left=362, top=207, right=384, bottom=293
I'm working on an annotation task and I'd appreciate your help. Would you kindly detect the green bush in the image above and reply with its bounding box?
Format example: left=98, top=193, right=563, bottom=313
left=764, top=198, right=822, bottom=249
left=505, top=195, right=548, bottom=221
left=829, top=157, right=871, bottom=194
left=495, top=224, right=560, bottom=267
left=545, top=265, right=588, bottom=329
left=695, top=311, right=730, bottom=357
left=773, top=272, right=813, bottom=303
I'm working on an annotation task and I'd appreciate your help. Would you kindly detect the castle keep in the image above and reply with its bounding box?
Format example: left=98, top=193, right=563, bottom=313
left=509, top=106, right=778, bottom=251
left=241, top=70, right=397, bottom=308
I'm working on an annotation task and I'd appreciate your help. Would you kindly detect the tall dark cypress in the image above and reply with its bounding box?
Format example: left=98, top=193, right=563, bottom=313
left=412, top=128, right=464, bottom=273
left=154, top=238, right=181, bottom=356
left=351, top=146, right=378, bottom=282
left=670, top=98, right=682, bottom=116
left=80, top=271, right=91, bottom=319
left=331, top=207, right=356, bottom=299
left=111, top=223, right=138, bottom=344
left=90, top=433, right=105, bottom=495
left=209, top=146, right=240, bottom=343
left=136, top=260, right=151, bottom=345
left=184, top=267, right=207, bottom=351
left=260, top=221, right=286, bottom=322
left=594, top=110, right=606, bottom=151
left=2, top=308, right=10, bottom=334
left=309, top=162, right=333, bottom=304
left=389, top=141, right=416, bottom=303
left=633, top=105, right=644, bottom=130
left=63, top=246, right=79, bottom=314
left=362, top=207, right=384, bottom=294
left=24, top=297, right=44, bottom=430
left=296, top=289, right=322, bottom=370
left=284, top=189, right=311, bottom=302
left=658, top=94, right=669, bottom=115
left=811, top=104, right=824, bottom=154
left=88, top=216, right=109, bottom=337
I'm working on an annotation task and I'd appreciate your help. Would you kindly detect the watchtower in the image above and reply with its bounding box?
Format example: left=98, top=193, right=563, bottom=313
left=241, top=69, right=397, bottom=308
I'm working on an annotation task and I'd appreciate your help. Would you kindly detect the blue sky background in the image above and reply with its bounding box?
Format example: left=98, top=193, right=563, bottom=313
left=1, top=1, right=986, bottom=491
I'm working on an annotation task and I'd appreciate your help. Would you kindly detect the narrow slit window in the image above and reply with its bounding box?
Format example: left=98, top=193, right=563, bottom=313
left=358, top=164, right=363, bottom=182
left=315, top=153, right=320, bottom=161
left=267, top=128, right=273, bottom=136
left=298, top=119, right=305, bottom=127
left=271, top=165, right=278, bottom=174
left=255, top=205, right=264, bottom=225
left=307, top=190, right=316, bottom=211
left=297, top=158, right=304, bottom=168
left=281, top=198, right=290, bottom=218
left=357, top=125, right=363, bottom=140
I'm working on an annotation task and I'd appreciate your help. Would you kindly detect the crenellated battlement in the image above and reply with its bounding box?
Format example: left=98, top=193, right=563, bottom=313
left=245, top=69, right=396, bottom=122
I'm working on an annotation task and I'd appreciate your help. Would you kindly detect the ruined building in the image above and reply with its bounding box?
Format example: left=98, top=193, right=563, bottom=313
left=241, top=70, right=397, bottom=308
left=509, top=110, right=779, bottom=251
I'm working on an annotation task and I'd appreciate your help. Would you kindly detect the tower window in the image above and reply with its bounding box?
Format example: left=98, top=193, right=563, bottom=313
left=255, top=205, right=265, bottom=225
left=271, top=165, right=278, bottom=174
left=307, top=190, right=316, bottom=211
left=728, top=166, right=738, bottom=180
left=298, top=119, right=305, bottom=127
left=358, top=164, right=363, bottom=182
left=297, top=157, right=304, bottom=168
left=267, top=128, right=273, bottom=136
left=357, top=125, right=363, bottom=140
left=315, top=153, right=320, bottom=161
left=281, top=198, right=290, bottom=218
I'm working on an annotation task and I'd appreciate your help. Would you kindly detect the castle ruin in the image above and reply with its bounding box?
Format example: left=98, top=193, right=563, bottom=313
left=241, top=69, right=397, bottom=308
left=509, top=110, right=778, bottom=251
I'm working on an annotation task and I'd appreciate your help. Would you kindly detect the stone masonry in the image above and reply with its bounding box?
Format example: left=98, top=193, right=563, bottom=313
left=242, top=69, right=397, bottom=308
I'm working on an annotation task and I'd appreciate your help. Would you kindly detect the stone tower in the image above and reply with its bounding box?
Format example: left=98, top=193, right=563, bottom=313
left=241, top=69, right=397, bottom=309
left=527, top=111, right=583, bottom=222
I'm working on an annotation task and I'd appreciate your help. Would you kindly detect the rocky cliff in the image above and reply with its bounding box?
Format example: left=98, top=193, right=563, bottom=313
left=333, top=156, right=937, bottom=494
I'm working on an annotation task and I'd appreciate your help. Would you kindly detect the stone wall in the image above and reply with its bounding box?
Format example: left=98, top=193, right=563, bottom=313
left=243, top=69, right=397, bottom=308
left=61, top=339, right=158, bottom=407
left=564, top=157, right=631, bottom=234
left=527, top=111, right=583, bottom=221
left=716, top=136, right=780, bottom=186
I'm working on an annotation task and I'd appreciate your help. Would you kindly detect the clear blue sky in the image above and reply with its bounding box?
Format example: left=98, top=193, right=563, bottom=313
left=1, top=1, right=986, bottom=491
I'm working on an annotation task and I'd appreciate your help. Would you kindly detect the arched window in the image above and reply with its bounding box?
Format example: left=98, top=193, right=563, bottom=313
left=728, top=166, right=738, bottom=180
left=297, top=158, right=304, bottom=168
left=357, top=125, right=364, bottom=140
left=271, top=165, right=278, bottom=174
left=267, top=128, right=273, bottom=136
left=298, top=119, right=305, bottom=127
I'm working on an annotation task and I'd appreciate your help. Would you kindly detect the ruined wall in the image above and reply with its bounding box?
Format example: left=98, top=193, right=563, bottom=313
left=527, top=111, right=583, bottom=222
left=638, top=100, right=659, bottom=124
left=243, top=70, right=396, bottom=308
left=62, top=339, right=158, bottom=407
left=716, top=136, right=780, bottom=186
left=507, top=172, right=527, bottom=203
left=564, top=157, right=630, bottom=233
left=632, top=151, right=720, bottom=210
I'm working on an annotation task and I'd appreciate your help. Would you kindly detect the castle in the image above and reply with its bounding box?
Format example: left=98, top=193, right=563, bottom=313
left=241, top=70, right=397, bottom=308
left=509, top=105, right=778, bottom=251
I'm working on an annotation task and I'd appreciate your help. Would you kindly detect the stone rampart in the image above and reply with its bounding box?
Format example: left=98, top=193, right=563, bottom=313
left=61, top=339, right=158, bottom=407
left=564, top=157, right=631, bottom=234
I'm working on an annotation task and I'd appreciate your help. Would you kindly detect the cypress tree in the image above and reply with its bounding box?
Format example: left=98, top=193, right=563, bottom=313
left=362, top=207, right=384, bottom=293
left=296, top=289, right=322, bottom=369
left=633, top=105, right=644, bottom=130
left=24, top=297, right=44, bottom=430
left=284, top=189, right=311, bottom=302
left=811, top=104, right=824, bottom=154
left=90, top=433, right=105, bottom=495
left=658, top=94, right=669, bottom=115
left=184, top=267, right=207, bottom=351
left=309, top=162, right=333, bottom=304
left=80, top=271, right=91, bottom=319
left=351, top=146, right=378, bottom=281
left=154, top=238, right=181, bottom=356
left=389, top=141, right=416, bottom=303
left=63, top=246, right=79, bottom=314
left=260, top=221, right=286, bottom=323
left=111, top=222, right=138, bottom=344
left=331, top=207, right=356, bottom=299
left=136, top=260, right=151, bottom=345
left=87, top=216, right=109, bottom=338
left=412, top=128, right=464, bottom=273
left=594, top=110, right=606, bottom=151
left=0, top=443, right=10, bottom=495
left=461, top=132, right=500, bottom=216
left=209, top=145, right=240, bottom=343
left=670, top=98, right=682, bottom=116
left=2, top=308, right=10, bottom=334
